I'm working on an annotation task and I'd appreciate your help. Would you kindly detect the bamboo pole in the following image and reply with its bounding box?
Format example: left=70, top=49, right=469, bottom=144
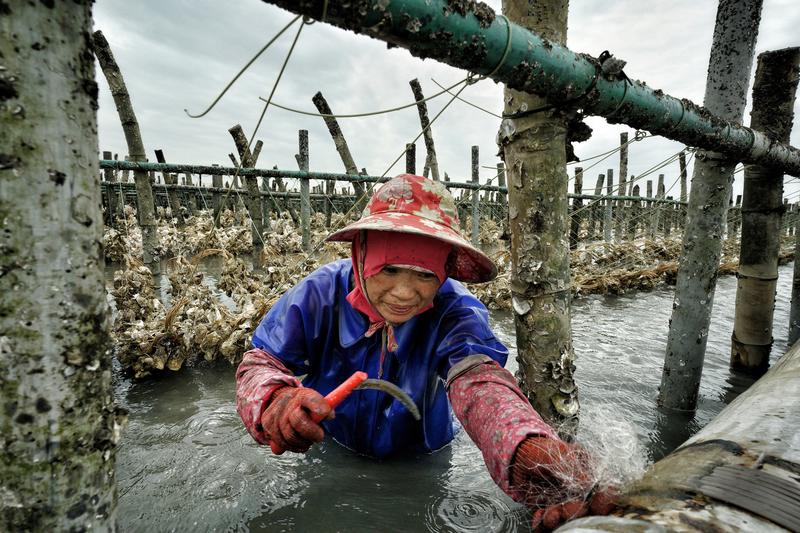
left=500, top=0, right=577, bottom=434
left=102, top=150, right=118, bottom=227
left=591, top=173, right=604, bottom=240
left=678, top=150, right=688, bottom=230
left=471, top=146, right=480, bottom=245
left=297, top=130, right=311, bottom=252
left=405, top=143, right=416, bottom=174
left=646, top=180, right=655, bottom=239
left=312, top=92, right=367, bottom=214
left=92, top=30, right=160, bottom=273
left=211, top=166, right=223, bottom=219
left=654, top=173, right=665, bottom=235
left=629, top=184, right=641, bottom=238
left=660, top=0, right=763, bottom=412
left=261, top=0, right=800, bottom=176
left=603, top=169, right=613, bottom=242
left=1, top=4, right=118, bottom=528
left=731, top=47, right=800, bottom=373
left=229, top=125, right=265, bottom=252
left=570, top=167, right=583, bottom=250
left=615, top=133, right=628, bottom=243
left=409, top=78, right=440, bottom=181
left=154, top=149, right=184, bottom=227
left=790, top=212, right=800, bottom=344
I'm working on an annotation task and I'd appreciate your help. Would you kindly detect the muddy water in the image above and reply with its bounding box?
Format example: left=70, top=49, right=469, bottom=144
left=113, top=263, right=794, bottom=532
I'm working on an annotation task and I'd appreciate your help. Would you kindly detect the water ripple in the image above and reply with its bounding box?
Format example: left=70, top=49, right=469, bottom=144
left=425, top=490, right=523, bottom=533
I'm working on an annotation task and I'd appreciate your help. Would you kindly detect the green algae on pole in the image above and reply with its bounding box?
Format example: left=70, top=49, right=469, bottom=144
left=261, top=0, right=800, bottom=176
left=1, top=3, right=120, bottom=529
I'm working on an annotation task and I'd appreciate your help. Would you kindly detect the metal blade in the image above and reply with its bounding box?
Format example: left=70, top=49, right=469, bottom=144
left=357, top=379, right=421, bottom=420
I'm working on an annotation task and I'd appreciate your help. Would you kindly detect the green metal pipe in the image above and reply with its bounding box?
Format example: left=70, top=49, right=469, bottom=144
left=260, top=0, right=800, bottom=176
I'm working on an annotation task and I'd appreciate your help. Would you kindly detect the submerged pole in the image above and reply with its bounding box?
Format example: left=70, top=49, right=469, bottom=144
left=731, top=47, right=800, bottom=373
left=1, top=3, right=119, bottom=528
left=92, top=30, right=160, bottom=274
left=659, top=0, right=763, bottom=412
left=261, top=0, right=800, bottom=176
left=499, top=0, right=577, bottom=435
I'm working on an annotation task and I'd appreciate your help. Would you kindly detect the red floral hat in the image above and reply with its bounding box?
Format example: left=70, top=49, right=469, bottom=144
left=327, top=174, right=497, bottom=283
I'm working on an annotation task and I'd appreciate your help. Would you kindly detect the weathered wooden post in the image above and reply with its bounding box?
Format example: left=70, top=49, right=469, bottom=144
left=655, top=173, right=665, bottom=235
left=731, top=47, right=800, bottom=373
left=603, top=169, right=613, bottom=242
left=312, top=92, right=367, bottom=215
left=229, top=125, right=265, bottom=252
left=261, top=177, right=273, bottom=231
left=1, top=3, right=119, bottom=528
left=93, top=30, right=161, bottom=273
left=410, top=78, right=440, bottom=181
left=790, top=209, right=800, bottom=344
left=570, top=167, right=583, bottom=250
left=102, top=150, right=118, bottom=227
left=678, top=150, right=688, bottom=230
left=629, top=184, right=642, bottom=238
left=616, top=133, right=628, bottom=242
left=471, top=146, right=480, bottom=245
left=591, top=173, right=604, bottom=239
left=498, top=0, right=577, bottom=434
left=298, top=130, right=311, bottom=252
left=646, top=180, right=655, bottom=239
left=660, top=0, right=762, bottom=412
left=405, top=143, right=416, bottom=174
left=154, top=149, right=185, bottom=227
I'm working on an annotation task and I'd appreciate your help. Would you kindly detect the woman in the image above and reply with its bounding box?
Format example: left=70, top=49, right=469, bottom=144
left=236, top=174, right=614, bottom=530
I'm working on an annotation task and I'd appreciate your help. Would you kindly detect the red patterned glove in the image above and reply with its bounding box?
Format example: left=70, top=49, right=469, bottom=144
left=260, top=386, right=333, bottom=454
left=510, top=437, right=618, bottom=531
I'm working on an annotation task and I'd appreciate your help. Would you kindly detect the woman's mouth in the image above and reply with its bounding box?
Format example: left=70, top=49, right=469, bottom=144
left=386, top=303, right=414, bottom=315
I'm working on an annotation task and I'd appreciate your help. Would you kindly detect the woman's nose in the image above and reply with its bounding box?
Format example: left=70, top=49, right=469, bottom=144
left=389, top=274, right=416, bottom=299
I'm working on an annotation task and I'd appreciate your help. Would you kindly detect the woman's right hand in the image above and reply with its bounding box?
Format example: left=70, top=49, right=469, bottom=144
left=261, top=387, right=333, bottom=454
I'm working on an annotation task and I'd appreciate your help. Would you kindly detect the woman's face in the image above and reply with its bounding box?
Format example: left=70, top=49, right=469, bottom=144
left=364, top=266, right=440, bottom=324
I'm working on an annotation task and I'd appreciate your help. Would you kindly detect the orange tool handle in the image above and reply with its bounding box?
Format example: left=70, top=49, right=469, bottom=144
left=312, top=371, right=368, bottom=423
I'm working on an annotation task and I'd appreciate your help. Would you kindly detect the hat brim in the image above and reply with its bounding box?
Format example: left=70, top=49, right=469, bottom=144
left=326, top=212, right=497, bottom=283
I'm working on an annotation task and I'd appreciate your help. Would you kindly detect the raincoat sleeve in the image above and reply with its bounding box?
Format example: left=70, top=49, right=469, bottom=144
left=438, top=294, right=558, bottom=499
left=447, top=362, right=559, bottom=499
left=235, top=348, right=302, bottom=444
left=235, top=269, right=335, bottom=443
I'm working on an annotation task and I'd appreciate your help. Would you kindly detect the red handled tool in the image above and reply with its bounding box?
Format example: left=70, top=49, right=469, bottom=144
left=312, top=371, right=421, bottom=423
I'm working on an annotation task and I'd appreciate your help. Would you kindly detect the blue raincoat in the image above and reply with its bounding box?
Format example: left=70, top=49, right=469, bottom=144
left=251, top=259, right=509, bottom=458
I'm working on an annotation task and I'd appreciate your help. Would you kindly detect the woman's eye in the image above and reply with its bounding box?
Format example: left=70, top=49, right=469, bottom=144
left=417, top=272, right=436, bottom=281
left=382, top=266, right=399, bottom=274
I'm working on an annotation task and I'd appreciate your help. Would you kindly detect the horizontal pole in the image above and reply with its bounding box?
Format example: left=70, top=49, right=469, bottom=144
left=259, top=0, right=800, bottom=177
left=98, top=159, right=507, bottom=192
left=102, top=179, right=692, bottom=205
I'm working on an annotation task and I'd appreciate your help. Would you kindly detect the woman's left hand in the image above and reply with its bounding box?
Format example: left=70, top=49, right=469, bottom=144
left=530, top=488, right=618, bottom=531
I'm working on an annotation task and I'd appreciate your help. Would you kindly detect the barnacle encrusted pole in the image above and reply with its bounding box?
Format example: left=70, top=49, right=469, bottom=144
left=312, top=92, right=367, bottom=215
left=229, top=124, right=265, bottom=253
left=731, top=47, right=800, bottom=373
left=659, top=0, right=763, bottom=411
left=260, top=0, right=800, bottom=174
left=409, top=78, right=441, bottom=180
left=1, top=3, right=120, bottom=529
left=154, top=149, right=185, bottom=227
left=496, top=0, right=578, bottom=435
left=93, top=30, right=161, bottom=274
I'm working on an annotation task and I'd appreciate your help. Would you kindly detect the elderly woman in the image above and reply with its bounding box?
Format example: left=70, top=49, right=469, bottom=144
left=236, top=174, right=613, bottom=529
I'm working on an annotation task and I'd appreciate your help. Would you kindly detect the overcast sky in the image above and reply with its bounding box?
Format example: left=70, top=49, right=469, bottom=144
left=93, top=0, right=800, bottom=201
